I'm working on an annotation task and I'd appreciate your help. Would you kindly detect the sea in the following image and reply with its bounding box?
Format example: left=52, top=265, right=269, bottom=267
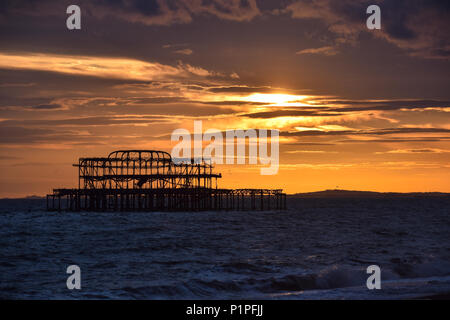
left=0, top=197, right=449, bottom=299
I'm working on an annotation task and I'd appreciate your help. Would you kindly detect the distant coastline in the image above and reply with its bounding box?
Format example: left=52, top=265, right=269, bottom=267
left=1, top=190, right=450, bottom=200
left=289, top=189, right=450, bottom=198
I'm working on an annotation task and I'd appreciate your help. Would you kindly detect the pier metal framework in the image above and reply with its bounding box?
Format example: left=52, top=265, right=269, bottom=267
left=47, top=150, right=286, bottom=212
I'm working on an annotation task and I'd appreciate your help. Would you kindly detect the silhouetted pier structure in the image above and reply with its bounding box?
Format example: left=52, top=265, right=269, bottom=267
left=47, top=150, right=286, bottom=212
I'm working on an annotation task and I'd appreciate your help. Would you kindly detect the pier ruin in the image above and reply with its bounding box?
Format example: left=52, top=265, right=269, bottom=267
left=46, top=150, right=286, bottom=212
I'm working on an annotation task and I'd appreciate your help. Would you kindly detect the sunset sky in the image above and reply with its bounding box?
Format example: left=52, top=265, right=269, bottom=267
left=0, top=0, right=449, bottom=197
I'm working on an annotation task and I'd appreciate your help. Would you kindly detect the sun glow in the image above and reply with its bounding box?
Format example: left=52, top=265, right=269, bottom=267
left=242, top=93, right=311, bottom=106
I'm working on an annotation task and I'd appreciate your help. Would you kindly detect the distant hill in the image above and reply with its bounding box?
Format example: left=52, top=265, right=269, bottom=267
left=24, top=195, right=45, bottom=200
left=289, top=189, right=450, bottom=198
left=0, top=195, right=46, bottom=200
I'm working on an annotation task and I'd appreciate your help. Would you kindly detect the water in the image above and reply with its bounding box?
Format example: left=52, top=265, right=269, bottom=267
left=0, top=197, right=449, bottom=299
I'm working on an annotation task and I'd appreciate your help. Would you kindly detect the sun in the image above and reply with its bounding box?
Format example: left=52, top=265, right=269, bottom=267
left=242, top=93, right=310, bottom=106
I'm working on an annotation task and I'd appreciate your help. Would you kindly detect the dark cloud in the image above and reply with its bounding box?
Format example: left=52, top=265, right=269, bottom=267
left=339, top=137, right=450, bottom=143
left=0, top=96, right=55, bottom=109
left=0, top=82, right=35, bottom=87
left=241, top=100, right=450, bottom=119
left=285, top=142, right=336, bottom=146
left=283, top=127, right=450, bottom=137
left=0, top=126, right=57, bottom=143
left=286, top=0, right=450, bottom=58
left=208, top=86, right=275, bottom=94
left=318, top=100, right=450, bottom=107
left=129, top=0, right=160, bottom=16
left=0, top=0, right=40, bottom=15
left=30, top=104, right=62, bottom=110
left=130, top=97, right=185, bottom=104
left=406, top=149, right=442, bottom=153
left=0, top=155, right=21, bottom=160
left=243, top=110, right=338, bottom=118
left=0, top=124, right=144, bottom=145
left=198, top=100, right=266, bottom=106
left=1, top=116, right=170, bottom=127
left=1, top=0, right=448, bottom=59
left=85, top=0, right=261, bottom=25
left=327, top=103, right=450, bottom=113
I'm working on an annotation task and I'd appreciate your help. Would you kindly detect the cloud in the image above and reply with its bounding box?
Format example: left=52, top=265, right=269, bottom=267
left=339, top=137, right=450, bottom=143
left=29, top=104, right=63, bottom=110
left=376, top=148, right=450, bottom=154
left=197, top=100, right=266, bottom=106
left=163, top=44, right=194, bottom=55
left=0, top=52, right=220, bottom=81
left=0, top=155, right=20, bottom=160
left=278, top=161, right=448, bottom=170
left=286, top=142, right=336, bottom=146
left=230, top=72, right=240, bottom=79
left=208, top=86, right=276, bottom=94
left=2, top=0, right=262, bottom=25
left=285, top=0, right=364, bottom=45
left=0, top=82, right=35, bottom=88
left=183, top=0, right=261, bottom=22
left=285, top=0, right=450, bottom=59
left=0, top=126, right=58, bottom=144
left=283, top=127, right=450, bottom=137
left=285, top=150, right=334, bottom=154
left=174, top=48, right=193, bottom=55
left=374, top=0, right=450, bottom=59
left=0, top=116, right=171, bottom=127
left=0, top=96, right=66, bottom=110
left=243, top=110, right=338, bottom=118
left=162, top=43, right=190, bottom=49
left=296, top=46, right=338, bottom=56
left=241, top=99, right=450, bottom=119
left=317, top=99, right=450, bottom=108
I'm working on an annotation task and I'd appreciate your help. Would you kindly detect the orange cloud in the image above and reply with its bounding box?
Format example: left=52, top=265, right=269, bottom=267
left=0, top=52, right=215, bottom=81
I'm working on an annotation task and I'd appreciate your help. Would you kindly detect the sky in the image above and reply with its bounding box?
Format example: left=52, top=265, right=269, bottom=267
left=0, top=0, right=449, bottom=197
